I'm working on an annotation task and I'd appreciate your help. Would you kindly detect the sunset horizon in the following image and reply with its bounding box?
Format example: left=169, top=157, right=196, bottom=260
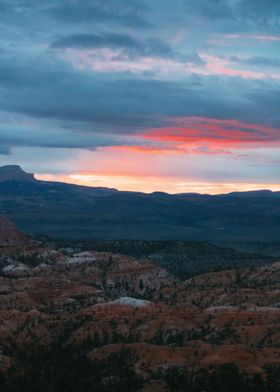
left=0, top=1, right=279, bottom=191
left=1, top=2, right=280, bottom=390
left=36, top=171, right=280, bottom=195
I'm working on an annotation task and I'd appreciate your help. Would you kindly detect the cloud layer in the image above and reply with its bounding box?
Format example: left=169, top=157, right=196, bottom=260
left=0, top=0, right=279, bottom=192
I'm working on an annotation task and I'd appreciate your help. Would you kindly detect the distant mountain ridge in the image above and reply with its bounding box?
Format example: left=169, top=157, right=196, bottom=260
left=0, top=164, right=279, bottom=198
left=0, top=165, right=280, bottom=242
left=0, top=165, right=35, bottom=183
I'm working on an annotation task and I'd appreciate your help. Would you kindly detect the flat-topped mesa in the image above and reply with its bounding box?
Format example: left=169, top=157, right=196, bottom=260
left=0, top=215, right=27, bottom=246
left=0, top=165, right=35, bottom=182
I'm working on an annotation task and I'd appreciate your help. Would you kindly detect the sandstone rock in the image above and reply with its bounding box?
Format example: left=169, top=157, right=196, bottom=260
left=0, top=216, right=27, bottom=246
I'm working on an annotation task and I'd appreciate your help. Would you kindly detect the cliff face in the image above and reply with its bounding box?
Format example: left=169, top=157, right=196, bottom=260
left=0, top=165, right=35, bottom=182
left=0, top=216, right=27, bottom=246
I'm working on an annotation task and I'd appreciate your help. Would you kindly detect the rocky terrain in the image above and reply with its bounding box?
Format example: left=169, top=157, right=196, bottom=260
left=0, top=218, right=280, bottom=391
left=53, top=239, right=276, bottom=279
left=0, top=216, right=28, bottom=247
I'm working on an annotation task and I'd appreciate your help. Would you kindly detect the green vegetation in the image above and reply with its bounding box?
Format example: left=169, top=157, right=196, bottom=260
left=1, top=345, right=142, bottom=392
left=1, top=346, right=280, bottom=392
left=55, top=239, right=274, bottom=279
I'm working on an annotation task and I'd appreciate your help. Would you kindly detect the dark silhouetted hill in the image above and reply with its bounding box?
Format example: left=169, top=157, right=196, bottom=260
left=0, top=165, right=280, bottom=242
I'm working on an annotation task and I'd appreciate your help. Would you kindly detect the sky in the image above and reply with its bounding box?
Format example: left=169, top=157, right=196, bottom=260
left=0, top=0, right=280, bottom=194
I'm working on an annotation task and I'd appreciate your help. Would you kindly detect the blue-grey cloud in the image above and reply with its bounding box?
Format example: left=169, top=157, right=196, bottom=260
left=180, top=0, right=280, bottom=21
left=0, top=145, right=10, bottom=155
left=0, top=51, right=280, bottom=137
left=51, top=32, right=174, bottom=58
left=0, top=123, right=135, bottom=151
left=48, top=0, right=149, bottom=27
left=237, top=0, right=280, bottom=20
left=229, top=55, right=280, bottom=68
left=0, top=0, right=279, bottom=154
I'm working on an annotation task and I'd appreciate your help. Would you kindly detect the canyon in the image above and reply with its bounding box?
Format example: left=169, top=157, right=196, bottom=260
left=0, top=217, right=279, bottom=391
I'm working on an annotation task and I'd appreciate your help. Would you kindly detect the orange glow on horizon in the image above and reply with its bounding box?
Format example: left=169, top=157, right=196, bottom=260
left=37, top=173, right=280, bottom=195
left=33, top=116, right=280, bottom=195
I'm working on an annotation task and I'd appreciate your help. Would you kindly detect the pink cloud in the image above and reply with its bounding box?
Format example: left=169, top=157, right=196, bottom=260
left=210, top=34, right=280, bottom=45
left=57, top=47, right=280, bottom=80
left=200, top=54, right=280, bottom=79
left=226, top=34, right=280, bottom=42
left=139, top=117, right=280, bottom=147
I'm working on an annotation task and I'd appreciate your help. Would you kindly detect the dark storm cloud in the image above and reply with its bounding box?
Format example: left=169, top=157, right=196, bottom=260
left=51, top=32, right=173, bottom=58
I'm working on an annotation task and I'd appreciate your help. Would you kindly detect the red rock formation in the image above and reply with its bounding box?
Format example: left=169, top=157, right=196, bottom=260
left=1, top=235, right=280, bottom=388
left=0, top=215, right=27, bottom=246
